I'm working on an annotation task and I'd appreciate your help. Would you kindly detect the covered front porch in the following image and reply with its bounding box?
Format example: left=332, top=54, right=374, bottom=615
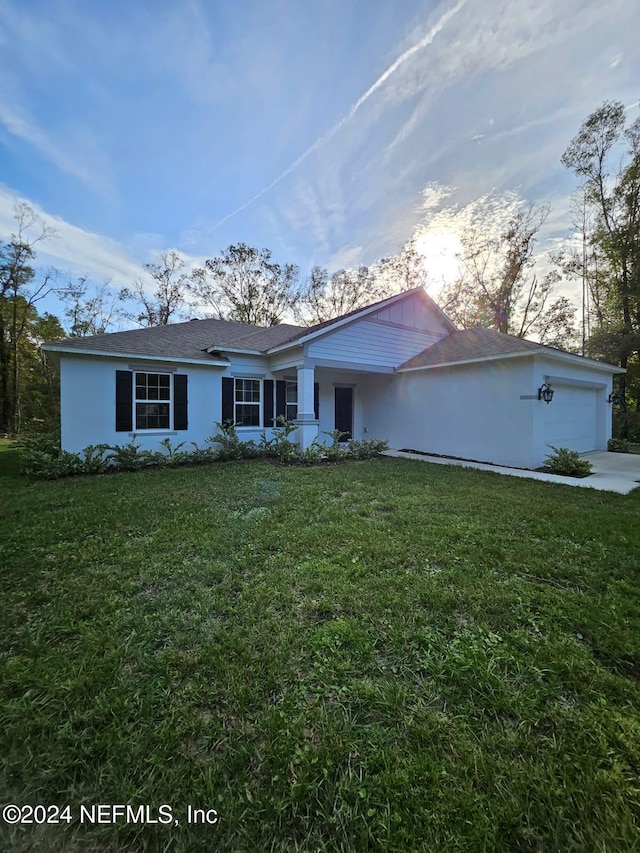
left=270, top=362, right=393, bottom=449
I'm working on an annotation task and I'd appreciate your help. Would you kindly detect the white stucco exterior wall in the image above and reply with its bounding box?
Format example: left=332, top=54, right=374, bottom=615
left=361, top=359, right=538, bottom=469
left=531, top=355, right=613, bottom=464
left=59, top=355, right=227, bottom=453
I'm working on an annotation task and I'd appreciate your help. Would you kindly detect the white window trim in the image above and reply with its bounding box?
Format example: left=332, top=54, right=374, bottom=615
left=234, top=377, right=262, bottom=429
left=285, top=380, right=298, bottom=422
left=134, top=371, right=172, bottom=432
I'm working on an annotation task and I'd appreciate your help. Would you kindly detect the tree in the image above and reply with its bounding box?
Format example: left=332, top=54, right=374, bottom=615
left=59, top=277, right=118, bottom=336
left=438, top=202, right=577, bottom=348
left=190, top=243, right=299, bottom=326
left=119, top=250, right=192, bottom=327
left=295, top=264, right=386, bottom=325
left=561, top=100, right=640, bottom=405
left=378, top=239, right=430, bottom=293
left=0, top=204, right=58, bottom=434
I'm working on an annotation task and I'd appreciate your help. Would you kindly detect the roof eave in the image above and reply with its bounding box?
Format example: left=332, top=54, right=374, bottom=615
left=397, top=347, right=626, bottom=374
left=397, top=351, right=533, bottom=372
left=41, top=344, right=230, bottom=367
left=204, top=345, right=262, bottom=355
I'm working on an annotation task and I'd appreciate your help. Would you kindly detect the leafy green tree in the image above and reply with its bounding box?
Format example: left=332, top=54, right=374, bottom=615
left=561, top=100, right=640, bottom=404
left=190, top=243, right=299, bottom=326
left=0, top=204, right=58, bottom=434
left=59, top=277, right=118, bottom=336
left=295, top=264, right=386, bottom=325
left=438, top=203, right=577, bottom=348
left=119, top=250, right=192, bottom=327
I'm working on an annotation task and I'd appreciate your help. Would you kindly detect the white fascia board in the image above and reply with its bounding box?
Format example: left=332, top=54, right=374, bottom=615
left=534, top=350, right=626, bottom=373
left=265, top=289, right=434, bottom=355
left=41, top=345, right=229, bottom=367
left=204, top=345, right=262, bottom=355
left=397, top=351, right=533, bottom=372
left=397, top=348, right=626, bottom=374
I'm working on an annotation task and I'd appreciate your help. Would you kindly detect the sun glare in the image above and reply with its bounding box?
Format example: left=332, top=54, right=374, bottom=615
left=414, top=231, right=463, bottom=292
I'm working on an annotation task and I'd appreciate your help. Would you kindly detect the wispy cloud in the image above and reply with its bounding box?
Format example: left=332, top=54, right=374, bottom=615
left=211, top=0, right=466, bottom=230
left=0, top=186, right=139, bottom=285
left=0, top=100, right=111, bottom=195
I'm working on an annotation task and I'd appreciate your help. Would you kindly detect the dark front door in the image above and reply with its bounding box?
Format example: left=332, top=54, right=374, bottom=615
left=334, top=387, right=353, bottom=440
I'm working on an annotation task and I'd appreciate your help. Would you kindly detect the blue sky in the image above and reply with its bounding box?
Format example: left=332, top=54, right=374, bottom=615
left=0, top=0, right=638, bottom=320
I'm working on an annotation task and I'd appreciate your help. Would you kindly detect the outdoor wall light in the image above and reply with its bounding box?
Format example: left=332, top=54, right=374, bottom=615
left=538, top=382, right=554, bottom=404
left=608, top=392, right=623, bottom=406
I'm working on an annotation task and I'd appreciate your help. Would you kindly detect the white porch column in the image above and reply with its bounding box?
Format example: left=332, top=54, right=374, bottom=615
left=293, top=365, right=319, bottom=449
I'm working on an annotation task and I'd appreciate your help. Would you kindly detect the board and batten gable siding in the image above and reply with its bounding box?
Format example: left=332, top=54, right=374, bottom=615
left=305, top=291, right=450, bottom=368
left=370, top=294, right=442, bottom=330
left=306, top=319, right=447, bottom=369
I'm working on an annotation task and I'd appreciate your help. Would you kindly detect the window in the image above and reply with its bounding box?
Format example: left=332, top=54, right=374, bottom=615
left=234, top=378, right=261, bottom=427
left=135, top=372, right=171, bottom=430
left=285, top=381, right=298, bottom=421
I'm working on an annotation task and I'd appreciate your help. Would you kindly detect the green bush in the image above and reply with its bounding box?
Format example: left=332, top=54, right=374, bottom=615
left=106, top=441, right=157, bottom=471
left=544, top=446, right=593, bottom=476
left=346, top=438, right=389, bottom=459
left=321, top=429, right=349, bottom=461
left=80, top=444, right=112, bottom=474
left=17, top=422, right=391, bottom=479
left=17, top=433, right=84, bottom=479
left=208, top=421, right=261, bottom=460
left=259, top=417, right=299, bottom=462
left=189, top=441, right=219, bottom=465
left=608, top=437, right=630, bottom=453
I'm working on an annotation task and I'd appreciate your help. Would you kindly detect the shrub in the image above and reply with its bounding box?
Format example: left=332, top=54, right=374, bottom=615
left=80, top=444, right=112, bottom=474
left=321, top=429, right=349, bottom=461
left=608, top=437, right=630, bottom=453
left=544, top=446, right=593, bottom=476
left=208, top=421, right=261, bottom=460
left=346, top=438, right=389, bottom=459
left=296, top=441, right=325, bottom=465
left=189, top=442, right=219, bottom=465
left=158, top=438, right=192, bottom=466
left=106, top=441, right=156, bottom=471
left=17, top=433, right=84, bottom=479
left=260, top=417, right=299, bottom=462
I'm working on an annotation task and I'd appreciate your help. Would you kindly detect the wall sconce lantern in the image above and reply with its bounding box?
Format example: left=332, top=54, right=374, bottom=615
left=608, top=391, right=623, bottom=406
left=538, top=382, right=554, bottom=404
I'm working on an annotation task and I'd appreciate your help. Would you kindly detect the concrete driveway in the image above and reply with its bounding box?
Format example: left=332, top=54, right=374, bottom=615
left=385, top=449, right=640, bottom=494
left=581, top=451, right=640, bottom=494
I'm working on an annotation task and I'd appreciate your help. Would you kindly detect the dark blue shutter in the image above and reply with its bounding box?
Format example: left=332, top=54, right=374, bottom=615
left=222, top=377, right=234, bottom=424
left=174, top=374, right=188, bottom=430
left=115, top=370, right=133, bottom=432
left=314, top=382, right=319, bottom=420
left=275, top=380, right=286, bottom=421
left=263, top=379, right=274, bottom=427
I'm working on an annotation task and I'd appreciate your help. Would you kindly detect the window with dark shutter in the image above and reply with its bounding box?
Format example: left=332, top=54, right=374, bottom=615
left=174, top=374, right=188, bottom=430
left=275, top=380, right=286, bottom=421
left=314, top=382, right=319, bottom=420
left=221, top=377, right=234, bottom=424
left=115, top=370, right=133, bottom=432
left=263, top=379, right=274, bottom=428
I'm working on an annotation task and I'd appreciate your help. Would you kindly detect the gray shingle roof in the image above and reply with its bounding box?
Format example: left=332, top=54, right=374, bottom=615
left=398, top=327, right=561, bottom=370
left=43, top=287, right=438, bottom=360
left=44, top=317, right=308, bottom=360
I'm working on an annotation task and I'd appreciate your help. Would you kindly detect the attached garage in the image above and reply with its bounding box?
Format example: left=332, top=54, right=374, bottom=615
left=543, top=383, right=599, bottom=453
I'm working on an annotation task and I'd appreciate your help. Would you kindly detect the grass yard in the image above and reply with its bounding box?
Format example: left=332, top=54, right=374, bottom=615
left=1, top=445, right=640, bottom=852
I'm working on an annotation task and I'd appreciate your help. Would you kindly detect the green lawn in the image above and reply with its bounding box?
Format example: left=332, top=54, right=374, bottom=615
left=1, top=447, right=640, bottom=852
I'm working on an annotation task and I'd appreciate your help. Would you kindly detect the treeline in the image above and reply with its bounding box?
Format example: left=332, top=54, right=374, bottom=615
left=1, top=100, right=638, bottom=436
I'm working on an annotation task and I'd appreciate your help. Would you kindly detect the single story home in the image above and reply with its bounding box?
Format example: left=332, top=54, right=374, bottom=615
left=42, top=287, right=624, bottom=470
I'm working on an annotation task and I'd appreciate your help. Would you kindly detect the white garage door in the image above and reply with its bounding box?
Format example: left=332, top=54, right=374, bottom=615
left=543, top=385, right=598, bottom=453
